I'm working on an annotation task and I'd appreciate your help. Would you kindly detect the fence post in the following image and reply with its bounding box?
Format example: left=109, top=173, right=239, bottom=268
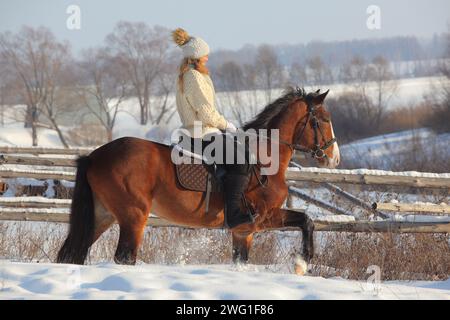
left=286, top=193, right=293, bottom=209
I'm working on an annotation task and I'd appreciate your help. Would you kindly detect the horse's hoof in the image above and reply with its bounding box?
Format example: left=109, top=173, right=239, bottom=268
left=294, top=255, right=308, bottom=276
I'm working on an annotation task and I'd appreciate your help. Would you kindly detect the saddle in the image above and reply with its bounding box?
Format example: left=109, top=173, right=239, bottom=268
left=170, top=137, right=261, bottom=216
left=171, top=143, right=224, bottom=213
left=175, top=163, right=217, bottom=192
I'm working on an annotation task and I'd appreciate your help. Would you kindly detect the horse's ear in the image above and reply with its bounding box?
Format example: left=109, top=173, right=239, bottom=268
left=312, top=89, right=329, bottom=105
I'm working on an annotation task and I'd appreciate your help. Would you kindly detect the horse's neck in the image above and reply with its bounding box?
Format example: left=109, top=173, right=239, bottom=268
left=270, top=108, right=301, bottom=176
left=275, top=143, right=294, bottom=179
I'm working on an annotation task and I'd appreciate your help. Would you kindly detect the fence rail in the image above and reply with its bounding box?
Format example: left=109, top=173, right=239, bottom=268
left=1, top=146, right=449, bottom=234
left=2, top=147, right=449, bottom=188
left=0, top=169, right=75, bottom=181
left=1, top=210, right=449, bottom=233
left=285, top=169, right=450, bottom=189
left=0, top=146, right=93, bottom=155
left=0, top=154, right=77, bottom=167
left=2, top=168, right=450, bottom=187
left=372, top=202, right=450, bottom=214
left=0, top=198, right=71, bottom=208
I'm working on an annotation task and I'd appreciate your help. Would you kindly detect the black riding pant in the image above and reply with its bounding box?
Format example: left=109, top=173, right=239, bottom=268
left=188, top=132, right=252, bottom=176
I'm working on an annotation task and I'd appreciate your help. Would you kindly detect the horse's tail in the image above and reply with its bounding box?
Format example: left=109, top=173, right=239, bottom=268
left=57, top=155, right=95, bottom=264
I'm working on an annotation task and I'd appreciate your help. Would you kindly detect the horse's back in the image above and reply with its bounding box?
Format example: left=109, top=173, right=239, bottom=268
left=89, top=137, right=169, bottom=165
left=91, top=136, right=165, bottom=155
left=86, top=136, right=168, bottom=189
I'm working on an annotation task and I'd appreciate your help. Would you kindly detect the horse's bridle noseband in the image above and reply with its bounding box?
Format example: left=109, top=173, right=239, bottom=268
left=286, top=100, right=337, bottom=160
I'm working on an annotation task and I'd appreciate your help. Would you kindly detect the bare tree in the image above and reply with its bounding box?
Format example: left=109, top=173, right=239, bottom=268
left=37, top=46, right=75, bottom=148
left=0, top=26, right=73, bottom=146
left=307, top=56, right=333, bottom=86
left=368, top=55, right=398, bottom=128
left=238, top=63, right=262, bottom=125
left=340, top=56, right=367, bottom=84
left=212, top=61, right=264, bottom=126
left=0, top=28, right=42, bottom=145
left=215, top=61, right=247, bottom=125
left=78, top=48, right=129, bottom=142
left=339, top=55, right=372, bottom=110
left=0, top=84, right=4, bottom=126
left=289, top=62, right=308, bottom=87
left=106, top=22, right=170, bottom=125
left=330, top=55, right=397, bottom=138
left=151, top=56, right=178, bottom=125
left=0, top=58, right=12, bottom=126
left=326, top=92, right=380, bottom=142
left=217, top=61, right=245, bottom=92
left=422, top=31, right=450, bottom=133
left=255, top=44, right=283, bottom=103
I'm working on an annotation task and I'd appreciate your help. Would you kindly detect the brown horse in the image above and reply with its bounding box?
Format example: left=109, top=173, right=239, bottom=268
left=57, top=87, right=340, bottom=265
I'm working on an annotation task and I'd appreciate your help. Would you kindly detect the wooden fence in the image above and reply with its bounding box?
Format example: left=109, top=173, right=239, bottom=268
left=1, top=146, right=449, bottom=233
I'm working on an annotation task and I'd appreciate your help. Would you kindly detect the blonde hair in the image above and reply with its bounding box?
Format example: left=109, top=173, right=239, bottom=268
left=178, top=57, right=209, bottom=93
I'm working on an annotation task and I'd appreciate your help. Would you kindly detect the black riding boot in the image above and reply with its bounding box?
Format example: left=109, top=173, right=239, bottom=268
left=223, top=173, right=255, bottom=229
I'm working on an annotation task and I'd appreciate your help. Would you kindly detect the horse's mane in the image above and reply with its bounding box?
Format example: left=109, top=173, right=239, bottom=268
left=243, top=87, right=320, bottom=130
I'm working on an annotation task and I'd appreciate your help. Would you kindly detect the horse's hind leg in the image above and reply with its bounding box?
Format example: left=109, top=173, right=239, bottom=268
left=114, top=207, right=149, bottom=265
left=232, top=232, right=254, bottom=263
left=92, top=194, right=116, bottom=242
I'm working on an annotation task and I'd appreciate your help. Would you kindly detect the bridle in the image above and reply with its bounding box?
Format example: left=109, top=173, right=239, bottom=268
left=244, top=99, right=337, bottom=189
left=282, top=100, right=337, bottom=160
left=241, top=100, right=337, bottom=161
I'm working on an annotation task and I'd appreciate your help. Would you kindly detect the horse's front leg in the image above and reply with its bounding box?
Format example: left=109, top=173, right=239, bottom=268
left=231, top=231, right=254, bottom=264
left=259, top=208, right=315, bottom=262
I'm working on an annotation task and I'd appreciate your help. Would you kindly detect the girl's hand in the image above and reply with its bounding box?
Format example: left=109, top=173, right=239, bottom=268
left=226, top=121, right=237, bottom=132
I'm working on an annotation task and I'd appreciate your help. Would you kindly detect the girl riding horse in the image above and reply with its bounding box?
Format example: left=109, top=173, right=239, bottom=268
left=56, top=29, right=340, bottom=266
left=172, top=28, right=254, bottom=229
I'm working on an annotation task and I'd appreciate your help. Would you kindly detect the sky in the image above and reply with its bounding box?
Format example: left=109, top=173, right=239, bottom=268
left=0, top=0, right=449, bottom=54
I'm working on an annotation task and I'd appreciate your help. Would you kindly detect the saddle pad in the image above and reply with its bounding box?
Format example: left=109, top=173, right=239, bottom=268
left=175, top=163, right=209, bottom=192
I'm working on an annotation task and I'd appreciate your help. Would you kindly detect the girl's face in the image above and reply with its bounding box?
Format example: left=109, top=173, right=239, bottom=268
left=199, top=55, right=209, bottom=65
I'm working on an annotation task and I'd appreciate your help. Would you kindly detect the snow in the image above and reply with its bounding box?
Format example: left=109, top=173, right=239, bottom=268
left=340, top=128, right=450, bottom=169
left=0, top=79, right=448, bottom=298
left=319, top=76, right=449, bottom=110
left=0, top=167, right=74, bottom=176
left=314, top=215, right=356, bottom=222
left=0, top=122, right=66, bottom=147
left=287, top=166, right=450, bottom=178
left=0, top=207, right=69, bottom=214
left=388, top=214, right=450, bottom=223
left=1, top=178, right=74, bottom=197
left=0, top=261, right=448, bottom=300
left=389, top=199, right=449, bottom=206
left=0, top=196, right=71, bottom=204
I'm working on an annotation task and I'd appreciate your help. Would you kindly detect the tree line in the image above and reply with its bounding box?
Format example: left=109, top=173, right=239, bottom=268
left=0, top=22, right=448, bottom=147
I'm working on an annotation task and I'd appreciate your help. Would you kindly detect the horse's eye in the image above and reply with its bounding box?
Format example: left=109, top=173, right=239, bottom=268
left=316, top=114, right=330, bottom=123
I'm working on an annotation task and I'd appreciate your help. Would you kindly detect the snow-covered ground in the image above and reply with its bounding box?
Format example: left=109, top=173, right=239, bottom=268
left=340, top=128, right=450, bottom=169
left=0, top=261, right=448, bottom=300
left=0, top=76, right=449, bottom=300
left=0, top=122, right=66, bottom=148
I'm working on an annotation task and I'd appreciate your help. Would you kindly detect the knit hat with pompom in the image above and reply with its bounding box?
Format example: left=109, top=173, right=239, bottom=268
left=171, top=28, right=210, bottom=59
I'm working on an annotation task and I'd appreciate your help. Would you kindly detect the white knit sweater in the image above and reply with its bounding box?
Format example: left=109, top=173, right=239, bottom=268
left=176, top=68, right=227, bottom=138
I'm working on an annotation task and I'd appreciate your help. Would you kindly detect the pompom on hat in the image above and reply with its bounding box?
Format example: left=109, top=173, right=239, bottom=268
left=172, top=28, right=210, bottom=59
